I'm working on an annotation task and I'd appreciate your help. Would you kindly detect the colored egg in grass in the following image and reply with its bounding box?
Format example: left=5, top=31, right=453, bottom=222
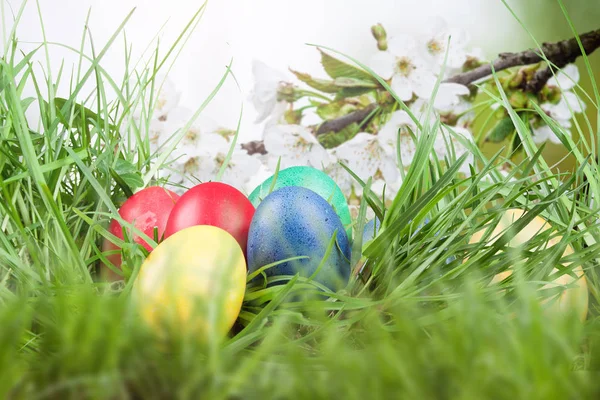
left=362, top=218, right=381, bottom=245
left=247, top=186, right=351, bottom=291
left=468, top=208, right=588, bottom=322
left=164, top=182, right=255, bottom=255
left=133, top=225, right=247, bottom=339
left=248, top=166, right=353, bottom=239
left=102, top=186, right=180, bottom=280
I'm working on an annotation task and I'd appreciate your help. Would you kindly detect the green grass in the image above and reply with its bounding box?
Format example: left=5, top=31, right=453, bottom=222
left=1, top=1, right=600, bottom=399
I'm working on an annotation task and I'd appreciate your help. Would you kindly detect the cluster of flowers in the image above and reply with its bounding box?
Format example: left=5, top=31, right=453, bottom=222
left=144, top=17, right=586, bottom=200
left=142, top=79, right=267, bottom=195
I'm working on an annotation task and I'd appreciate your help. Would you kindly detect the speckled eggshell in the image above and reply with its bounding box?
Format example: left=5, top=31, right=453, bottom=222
left=248, top=166, right=352, bottom=240
left=247, top=186, right=351, bottom=291
left=362, top=218, right=381, bottom=245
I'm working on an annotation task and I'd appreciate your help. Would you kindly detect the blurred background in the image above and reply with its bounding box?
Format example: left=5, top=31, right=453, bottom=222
left=2, top=0, right=598, bottom=172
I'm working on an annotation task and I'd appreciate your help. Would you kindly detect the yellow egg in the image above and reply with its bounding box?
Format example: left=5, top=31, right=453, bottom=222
left=133, top=225, right=247, bottom=339
left=469, top=209, right=588, bottom=322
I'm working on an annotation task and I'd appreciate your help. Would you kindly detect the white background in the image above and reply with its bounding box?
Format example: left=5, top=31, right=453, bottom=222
left=2, top=0, right=529, bottom=141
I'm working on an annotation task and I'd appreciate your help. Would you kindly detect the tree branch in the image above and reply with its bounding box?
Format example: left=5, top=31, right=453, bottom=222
left=446, top=28, right=600, bottom=86
left=242, top=28, right=600, bottom=155
left=315, top=104, right=377, bottom=135
left=241, top=140, right=266, bottom=155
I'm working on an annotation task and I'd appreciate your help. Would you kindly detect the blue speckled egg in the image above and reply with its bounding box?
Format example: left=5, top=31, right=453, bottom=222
left=247, top=186, right=351, bottom=291
left=362, top=218, right=381, bottom=244
left=248, top=166, right=352, bottom=240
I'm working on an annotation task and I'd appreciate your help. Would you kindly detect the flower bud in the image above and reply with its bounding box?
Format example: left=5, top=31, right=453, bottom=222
left=508, top=91, right=528, bottom=109
left=276, top=82, right=301, bottom=103
left=546, top=86, right=562, bottom=104
left=371, top=23, right=388, bottom=51
left=284, top=109, right=303, bottom=125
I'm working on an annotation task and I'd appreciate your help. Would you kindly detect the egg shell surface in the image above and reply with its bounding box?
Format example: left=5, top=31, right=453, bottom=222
left=247, top=186, right=351, bottom=291
left=362, top=218, right=381, bottom=245
left=103, top=186, right=180, bottom=280
left=248, top=166, right=352, bottom=239
left=134, top=225, right=247, bottom=339
left=164, top=182, right=255, bottom=254
left=469, top=208, right=588, bottom=322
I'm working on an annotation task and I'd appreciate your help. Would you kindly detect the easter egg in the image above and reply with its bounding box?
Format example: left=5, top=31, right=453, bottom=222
left=362, top=218, right=381, bottom=244
left=247, top=186, right=351, bottom=291
left=102, top=186, right=180, bottom=279
left=133, top=225, right=247, bottom=339
left=469, top=208, right=588, bottom=321
left=248, top=166, right=352, bottom=239
left=164, top=182, right=255, bottom=254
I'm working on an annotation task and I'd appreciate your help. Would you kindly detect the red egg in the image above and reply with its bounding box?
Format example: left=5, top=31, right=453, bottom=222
left=164, top=182, right=255, bottom=254
left=103, top=186, right=180, bottom=279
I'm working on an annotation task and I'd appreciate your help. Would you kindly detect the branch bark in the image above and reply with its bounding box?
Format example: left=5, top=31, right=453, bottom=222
left=315, top=104, right=377, bottom=135
left=241, top=140, right=267, bottom=155
left=243, top=28, right=600, bottom=155
left=446, top=28, right=600, bottom=86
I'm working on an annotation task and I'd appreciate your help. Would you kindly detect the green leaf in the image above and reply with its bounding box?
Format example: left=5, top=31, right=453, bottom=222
left=332, top=77, right=378, bottom=88
left=20, top=97, right=35, bottom=112
left=335, top=87, right=375, bottom=99
left=317, top=123, right=360, bottom=148
left=319, top=49, right=378, bottom=83
left=316, top=101, right=358, bottom=120
left=290, top=70, right=339, bottom=93
left=53, top=97, right=117, bottom=131
left=486, top=116, right=515, bottom=143
left=110, top=158, right=143, bottom=196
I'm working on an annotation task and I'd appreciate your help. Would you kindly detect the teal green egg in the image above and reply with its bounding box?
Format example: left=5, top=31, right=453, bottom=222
left=248, top=166, right=352, bottom=239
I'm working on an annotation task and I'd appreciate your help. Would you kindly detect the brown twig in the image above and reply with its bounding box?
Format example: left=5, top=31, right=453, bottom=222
left=446, top=28, right=600, bottom=87
left=243, top=28, right=600, bottom=155
left=315, top=104, right=377, bottom=135
left=241, top=140, right=266, bottom=155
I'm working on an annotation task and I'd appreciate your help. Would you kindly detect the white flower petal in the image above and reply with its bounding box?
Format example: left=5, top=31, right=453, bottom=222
left=387, top=34, right=418, bottom=55
left=542, top=101, right=572, bottom=121
left=368, top=51, right=395, bottom=79
left=263, top=125, right=329, bottom=169
left=398, top=133, right=418, bottom=167
left=432, top=83, right=470, bottom=110
left=562, top=91, right=586, bottom=114
left=250, top=60, right=292, bottom=123
left=377, top=111, right=414, bottom=156
left=390, top=75, right=414, bottom=101
left=467, top=47, right=486, bottom=61
left=547, top=64, right=579, bottom=90
left=410, top=70, right=438, bottom=100
left=532, top=124, right=554, bottom=144
left=154, top=76, right=180, bottom=119
left=244, top=162, right=274, bottom=195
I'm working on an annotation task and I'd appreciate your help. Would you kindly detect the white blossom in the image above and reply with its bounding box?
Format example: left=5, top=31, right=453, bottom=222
left=147, top=119, right=166, bottom=154
left=431, top=83, right=470, bottom=111
left=547, top=64, right=580, bottom=91
left=533, top=64, right=585, bottom=144
left=169, top=133, right=261, bottom=191
left=263, top=124, right=331, bottom=170
left=324, top=159, right=354, bottom=197
left=368, top=34, right=437, bottom=101
left=420, top=16, right=469, bottom=75
left=217, top=151, right=263, bottom=190
left=377, top=110, right=418, bottom=167
left=161, top=107, right=220, bottom=161
left=371, top=177, right=403, bottom=200
left=532, top=124, right=567, bottom=145
left=250, top=60, right=291, bottom=124
left=244, top=162, right=275, bottom=195
left=331, top=133, right=399, bottom=193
